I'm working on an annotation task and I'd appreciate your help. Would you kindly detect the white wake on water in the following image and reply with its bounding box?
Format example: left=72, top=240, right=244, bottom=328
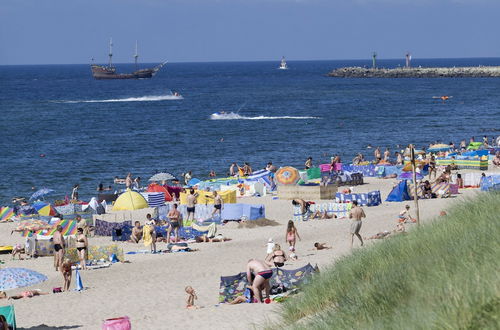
left=210, top=112, right=319, bottom=120
left=55, top=94, right=183, bottom=103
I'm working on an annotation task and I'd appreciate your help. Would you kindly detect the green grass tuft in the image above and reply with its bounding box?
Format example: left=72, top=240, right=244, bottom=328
left=273, top=192, right=500, bottom=329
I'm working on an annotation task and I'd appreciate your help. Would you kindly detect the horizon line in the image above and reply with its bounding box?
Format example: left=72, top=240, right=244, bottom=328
left=1, top=56, right=500, bottom=66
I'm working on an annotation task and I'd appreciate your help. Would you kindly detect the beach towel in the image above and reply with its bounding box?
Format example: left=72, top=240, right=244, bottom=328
left=95, top=220, right=132, bottom=237
left=142, top=224, right=153, bottom=247
left=219, top=263, right=316, bottom=303
left=66, top=244, right=124, bottom=264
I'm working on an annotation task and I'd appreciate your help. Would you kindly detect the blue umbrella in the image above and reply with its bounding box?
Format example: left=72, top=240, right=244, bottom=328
left=30, top=188, right=54, bottom=201
left=398, top=172, right=424, bottom=180
left=0, top=268, right=48, bottom=291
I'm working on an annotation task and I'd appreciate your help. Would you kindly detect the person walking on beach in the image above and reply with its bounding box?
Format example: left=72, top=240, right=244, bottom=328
left=349, top=200, right=365, bottom=248
left=211, top=191, right=223, bottom=219
left=186, top=189, right=197, bottom=222
left=71, top=184, right=79, bottom=200
left=184, top=171, right=192, bottom=185
left=305, top=157, right=313, bottom=170
left=229, top=163, right=237, bottom=176
left=374, top=147, right=382, bottom=163
left=125, top=173, right=133, bottom=189
left=53, top=225, right=65, bottom=271
left=246, top=259, right=272, bottom=303
left=167, top=204, right=181, bottom=243
left=285, top=220, right=301, bottom=249
left=76, top=227, right=88, bottom=270
left=143, top=214, right=157, bottom=253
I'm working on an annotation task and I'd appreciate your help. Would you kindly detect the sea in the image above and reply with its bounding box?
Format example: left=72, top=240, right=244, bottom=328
left=1, top=58, right=500, bottom=205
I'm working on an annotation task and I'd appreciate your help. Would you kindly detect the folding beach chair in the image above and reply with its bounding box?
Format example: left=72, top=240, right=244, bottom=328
left=0, top=305, right=16, bottom=330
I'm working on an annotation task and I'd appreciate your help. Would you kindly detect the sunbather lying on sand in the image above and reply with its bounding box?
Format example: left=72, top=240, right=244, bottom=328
left=195, top=234, right=229, bottom=243
left=5, top=289, right=49, bottom=300
left=229, top=286, right=254, bottom=304
left=309, top=211, right=336, bottom=220
left=314, top=242, right=331, bottom=250
left=366, top=224, right=405, bottom=240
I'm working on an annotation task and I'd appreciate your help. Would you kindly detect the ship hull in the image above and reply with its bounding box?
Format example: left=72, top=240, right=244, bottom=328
left=91, top=65, right=161, bottom=80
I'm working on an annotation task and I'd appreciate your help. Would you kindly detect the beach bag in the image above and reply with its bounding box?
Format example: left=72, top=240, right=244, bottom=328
left=102, top=316, right=131, bottom=330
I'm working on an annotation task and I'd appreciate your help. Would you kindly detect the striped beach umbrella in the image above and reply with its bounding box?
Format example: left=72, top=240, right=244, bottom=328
left=32, top=202, right=57, bottom=217
left=275, top=167, right=300, bottom=185
left=0, top=207, right=15, bottom=222
left=428, top=144, right=451, bottom=153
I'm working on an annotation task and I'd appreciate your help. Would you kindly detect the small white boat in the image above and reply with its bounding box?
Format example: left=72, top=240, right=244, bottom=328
left=278, top=56, right=288, bottom=70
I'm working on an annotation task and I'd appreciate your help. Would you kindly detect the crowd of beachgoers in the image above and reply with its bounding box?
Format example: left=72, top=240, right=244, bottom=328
left=0, top=135, right=499, bottom=328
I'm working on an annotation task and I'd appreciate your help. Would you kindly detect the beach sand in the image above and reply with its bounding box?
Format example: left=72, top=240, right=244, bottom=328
left=0, top=170, right=497, bottom=329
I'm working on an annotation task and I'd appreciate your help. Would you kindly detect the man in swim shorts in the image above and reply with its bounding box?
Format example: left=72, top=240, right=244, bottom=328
left=167, top=204, right=181, bottom=243
left=348, top=200, right=365, bottom=248
left=53, top=225, right=65, bottom=271
left=211, top=191, right=223, bottom=219
left=130, top=221, right=143, bottom=243
left=246, top=259, right=272, bottom=303
left=186, top=189, right=197, bottom=222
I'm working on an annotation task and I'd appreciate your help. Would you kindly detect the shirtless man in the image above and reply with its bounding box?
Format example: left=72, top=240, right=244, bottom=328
left=125, top=173, right=133, bottom=189
left=374, top=147, right=382, bottom=163
left=186, top=189, right=197, bottom=222
left=348, top=200, right=365, bottom=248
left=246, top=259, right=272, bottom=303
left=211, top=191, right=223, bottom=218
left=304, top=157, right=313, bottom=170
left=167, top=204, right=181, bottom=243
left=229, top=163, right=237, bottom=176
left=130, top=221, right=143, bottom=243
left=53, top=225, right=65, bottom=271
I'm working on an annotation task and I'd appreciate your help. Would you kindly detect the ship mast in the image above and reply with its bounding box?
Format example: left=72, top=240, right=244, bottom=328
left=134, top=40, right=138, bottom=70
left=108, top=37, right=113, bottom=68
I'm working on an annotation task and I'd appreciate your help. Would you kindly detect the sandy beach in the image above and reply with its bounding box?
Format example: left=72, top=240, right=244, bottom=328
left=1, top=167, right=498, bottom=330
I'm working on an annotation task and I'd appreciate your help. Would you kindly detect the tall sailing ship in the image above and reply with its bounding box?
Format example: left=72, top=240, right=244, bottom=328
left=91, top=39, right=165, bottom=80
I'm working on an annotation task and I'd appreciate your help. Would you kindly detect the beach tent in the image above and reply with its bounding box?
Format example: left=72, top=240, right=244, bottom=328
left=112, top=189, right=148, bottom=211
left=386, top=180, right=411, bottom=202
left=146, top=184, right=172, bottom=201
left=219, top=263, right=317, bottom=303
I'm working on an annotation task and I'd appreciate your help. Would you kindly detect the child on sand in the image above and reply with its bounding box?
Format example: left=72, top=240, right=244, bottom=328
left=289, top=246, right=298, bottom=260
left=314, top=242, right=331, bottom=250
left=61, top=259, right=72, bottom=292
left=265, top=238, right=275, bottom=259
left=285, top=220, right=301, bottom=249
left=12, top=243, right=25, bottom=260
left=185, top=286, right=198, bottom=309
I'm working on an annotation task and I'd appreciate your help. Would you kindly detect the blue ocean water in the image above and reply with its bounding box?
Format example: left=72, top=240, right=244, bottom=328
left=1, top=58, right=499, bottom=204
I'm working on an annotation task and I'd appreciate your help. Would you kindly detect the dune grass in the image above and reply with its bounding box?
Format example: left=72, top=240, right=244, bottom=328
left=274, top=192, right=500, bottom=329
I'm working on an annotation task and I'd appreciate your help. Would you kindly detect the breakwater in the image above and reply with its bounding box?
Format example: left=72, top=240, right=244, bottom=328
left=327, top=66, right=500, bottom=78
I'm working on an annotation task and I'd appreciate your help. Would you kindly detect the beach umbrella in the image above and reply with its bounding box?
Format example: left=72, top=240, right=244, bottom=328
left=398, top=172, right=424, bottom=180
left=32, top=202, right=57, bottom=217
left=275, top=167, right=300, bottom=185
left=148, top=172, right=176, bottom=182
left=146, top=184, right=172, bottom=201
left=428, top=144, right=451, bottom=153
left=0, top=268, right=48, bottom=291
left=0, top=207, right=15, bottom=222
left=30, top=188, right=54, bottom=201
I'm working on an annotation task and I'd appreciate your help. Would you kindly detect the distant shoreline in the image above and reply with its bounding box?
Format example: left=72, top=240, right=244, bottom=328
left=327, top=66, right=500, bottom=78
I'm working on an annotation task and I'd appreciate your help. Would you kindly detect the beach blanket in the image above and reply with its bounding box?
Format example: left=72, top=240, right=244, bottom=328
left=335, top=190, right=382, bottom=206
left=66, top=244, right=124, bottom=263
left=293, top=203, right=351, bottom=221
left=480, top=175, right=500, bottom=191
left=342, top=164, right=377, bottom=177
left=321, top=171, right=364, bottom=186
left=95, top=219, right=132, bottom=236
left=219, top=263, right=316, bottom=303
left=34, top=236, right=76, bottom=256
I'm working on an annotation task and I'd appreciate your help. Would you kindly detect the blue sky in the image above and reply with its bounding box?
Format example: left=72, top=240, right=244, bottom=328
left=0, top=0, right=499, bottom=64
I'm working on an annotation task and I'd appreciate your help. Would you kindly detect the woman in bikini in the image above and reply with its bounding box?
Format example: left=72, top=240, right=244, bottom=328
left=265, top=244, right=287, bottom=268
left=76, top=227, right=88, bottom=270
left=285, top=220, right=301, bottom=249
left=7, top=289, right=49, bottom=300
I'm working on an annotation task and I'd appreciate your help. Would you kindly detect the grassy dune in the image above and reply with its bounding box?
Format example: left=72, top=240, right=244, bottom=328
left=275, top=193, right=500, bottom=329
